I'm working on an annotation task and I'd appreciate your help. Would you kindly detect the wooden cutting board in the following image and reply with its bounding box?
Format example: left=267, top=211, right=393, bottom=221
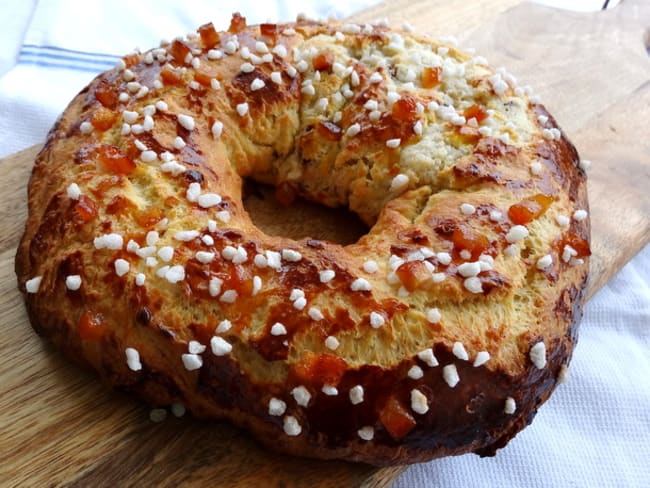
left=1, top=1, right=648, bottom=486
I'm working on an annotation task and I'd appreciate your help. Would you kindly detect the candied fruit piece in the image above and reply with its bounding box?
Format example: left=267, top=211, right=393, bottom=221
left=95, top=144, right=136, bottom=175
left=260, top=23, right=278, bottom=39
left=380, top=396, right=417, bottom=440
left=198, top=22, right=219, bottom=48
left=463, top=104, right=488, bottom=124
left=91, top=107, right=117, bottom=131
left=396, top=261, right=432, bottom=292
left=292, top=352, right=348, bottom=386
left=508, top=194, right=554, bottom=225
left=169, top=39, right=191, bottom=64
left=312, top=51, right=334, bottom=72
left=160, top=65, right=183, bottom=86
left=223, top=265, right=253, bottom=297
left=106, top=195, right=136, bottom=216
left=134, top=208, right=164, bottom=227
left=392, top=96, right=418, bottom=121
left=229, top=13, right=247, bottom=33
left=95, top=79, right=118, bottom=109
left=421, top=67, right=442, bottom=89
left=78, top=310, right=106, bottom=341
left=194, top=70, right=214, bottom=87
left=74, top=195, right=98, bottom=221
left=561, top=233, right=591, bottom=257
left=451, top=224, right=489, bottom=260
left=122, top=53, right=140, bottom=68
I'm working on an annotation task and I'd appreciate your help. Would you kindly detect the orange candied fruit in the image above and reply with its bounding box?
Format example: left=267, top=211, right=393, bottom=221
left=292, top=352, right=348, bottom=386
left=463, top=104, right=488, bottom=124
left=74, top=195, right=98, bottom=221
left=78, top=310, right=105, bottom=341
left=95, top=79, right=118, bottom=109
left=160, top=65, right=183, bottom=86
left=121, top=53, right=140, bottom=68
left=228, top=12, right=247, bottom=33
left=395, top=261, right=432, bottom=292
left=392, top=96, right=418, bottom=121
left=451, top=225, right=490, bottom=260
left=312, top=51, right=334, bottom=72
left=561, top=233, right=591, bottom=257
left=95, top=144, right=136, bottom=175
left=198, top=22, right=219, bottom=48
left=135, top=207, right=164, bottom=227
left=508, top=194, right=554, bottom=225
left=317, top=121, right=343, bottom=141
left=91, top=107, right=117, bottom=131
left=380, top=396, right=417, bottom=440
left=421, top=67, right=442, bottom=89
left=194, top=70, right=214, bottom=87
left=169, top=39, right=191, bottom=64
left=260, top=23, right=278, bottom=38
left=222, top=265, right=253, bottom=298
left=106, top=195, right=135, bottom=216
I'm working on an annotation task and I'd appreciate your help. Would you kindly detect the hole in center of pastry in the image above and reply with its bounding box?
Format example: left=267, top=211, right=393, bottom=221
left=242, top=179, right=369, bottom=245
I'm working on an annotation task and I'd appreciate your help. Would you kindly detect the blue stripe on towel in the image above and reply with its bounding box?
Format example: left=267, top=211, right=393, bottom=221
left=17, top=58, right=109, bottom=73
left=21, top=44, right=121, bottom=61
left=18, top=44, right=122, bottom=73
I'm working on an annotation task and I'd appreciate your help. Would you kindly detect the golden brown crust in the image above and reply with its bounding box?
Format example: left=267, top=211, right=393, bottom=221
left=15, top=15, right=590, bottom=466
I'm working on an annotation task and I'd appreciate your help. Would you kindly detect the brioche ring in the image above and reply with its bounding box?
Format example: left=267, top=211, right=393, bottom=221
left=16, top=14, right=590, bottom=465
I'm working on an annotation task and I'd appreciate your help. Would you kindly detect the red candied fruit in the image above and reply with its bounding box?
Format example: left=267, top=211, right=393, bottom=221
left=78, top=310, right=105, bottom=341
left=198, top=22, right=219, bottom=48
left=508, top=194, right=554, bottom=225
left=74, top=195, right=98, bottom=221
left=380, top=396, right=417, bottom=440
left=228, top=13, right=247, bottom=33
left=292, top=352, right=348, bottom=386
left=421, top=67, right=442, bottom=89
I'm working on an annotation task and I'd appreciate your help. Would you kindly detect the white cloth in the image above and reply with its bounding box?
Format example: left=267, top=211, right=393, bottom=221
left=1, top=1, right=647, bottom=487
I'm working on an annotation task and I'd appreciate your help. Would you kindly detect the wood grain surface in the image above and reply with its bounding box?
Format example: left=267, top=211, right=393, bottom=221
left=1, top=1, right=649, bottom=486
